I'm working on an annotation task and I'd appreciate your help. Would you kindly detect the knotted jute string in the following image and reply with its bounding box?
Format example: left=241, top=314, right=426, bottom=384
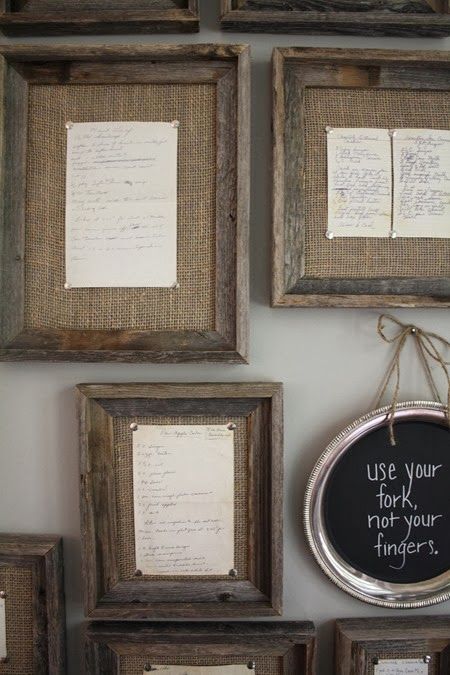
left=375, top=314, right=450, bottom=446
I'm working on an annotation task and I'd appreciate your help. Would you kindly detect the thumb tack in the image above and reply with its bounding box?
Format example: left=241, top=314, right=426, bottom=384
left=171, top=281, right=180, bottom=290
left=64, top=282, right=72, bottom=290
left=228, top=568, right=238, bottom=578
left=227, top=422, right=237, bottom=431
left=0, top=591, right=6, bottom=599
left=130, top=423, right=139, bottom=432
left=325, top=126, right=334, bottom=135
left=326, top=231, right=334, bottom=240
left=144, top=665, right=153, bottom=672
left=171, top=120, right=180, bottom=128
left=423, top=655, right=432, bottom=664
left=372, top=657, right=379, bottom=665
left=134, top=569, right=143, bottom=577
left=65, top=120, right=74, bottom=130
left=390, top=230, right=398, bottom=240
left=247, top=662, right=256, bottom=670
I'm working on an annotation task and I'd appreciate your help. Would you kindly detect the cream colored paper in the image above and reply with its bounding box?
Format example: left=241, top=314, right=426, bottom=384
left=327, top=128, right=392, bottom=237
left=0, top=597, right=6, bottom=659
left=65, top=121, right=178, bottom=287
left=393, top=129, right=450, bottom=238
left=374, top=659, right=428, bottom=674
left=133, top=425, right=234, bottom=576
left=144, top=667, right=250, bottom=675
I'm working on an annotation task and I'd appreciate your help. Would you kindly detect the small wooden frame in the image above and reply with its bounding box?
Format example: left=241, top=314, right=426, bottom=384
left=84, top=622, right=316, bottom=675
left=0, top=44, right=250, bottom=363
left=272, top=47, right=450, bottom=308
left=0, top=534, right=66, bottom=674
left=335, top=617, right=450, bottom=674
left=221, top=0, right=450, bottom=36
left=77, top=382, right=283, bottom=619
left=0, top=1, right=200, bottom=36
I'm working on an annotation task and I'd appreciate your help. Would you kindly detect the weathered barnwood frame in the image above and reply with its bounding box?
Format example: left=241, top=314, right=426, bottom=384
left=84, top=622, right=316, bottom=675
left=77, top=382, right=283, bottom=619
left=221, top=0, right=450, bottom=36
left=335, top=617, right=450, bottom=674
left=0, top=44, right=250, bottom=363
left=0, top=534, right=66, bottom=674
left=272, top=47, right=450, bottom=308
left=0, top=1, right=199, bottom=36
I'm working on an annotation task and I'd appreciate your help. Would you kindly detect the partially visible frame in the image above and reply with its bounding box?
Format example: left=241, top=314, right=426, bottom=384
left=0, top=1, right=199, bottom=36
left=77, top=382, right=283, bottom=619
left=304, top=401, right=450, bottom=609
left=0, top=44, right=250, bottom=363
left=221, top=1, right=450, bottom=36
left=335, top=617, right=450, bottom=674
left=272, top=47, right=450, bottom=308
left=85, top=622, right=316, bottom=675
left=0, top=534, right=66, bottom=674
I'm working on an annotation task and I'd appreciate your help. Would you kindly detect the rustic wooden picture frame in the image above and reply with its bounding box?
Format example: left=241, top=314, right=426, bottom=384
left=272, top=47, right=450, bottom=309
left=0, top=534, right=66, bottom=674
left=335, top=617, right=450, bottom=674
left=84, top=622, right=316, bottom=675
left=221, top=0, right=450, bottom=36
left=0, top=1, right=200, bottom=36
left=77, top=382, right=283, bottom=620
left=0, top=44, right=250, bottom=363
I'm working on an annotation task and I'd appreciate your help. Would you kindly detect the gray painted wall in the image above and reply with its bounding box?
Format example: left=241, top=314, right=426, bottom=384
left=0, top=4, right=449, bottom=672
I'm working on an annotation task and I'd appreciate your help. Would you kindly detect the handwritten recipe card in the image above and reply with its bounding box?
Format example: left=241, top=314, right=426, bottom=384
left=0, top=596, right=6, bottom=659
left=327, top=128, right=450, bottom=238
left=65, top=121, right=178, bottom=288
left=146, top=667, right=251, bottom=675
left=133, top=425, right=234, bottom=576
left=374, top=659, right=428, bottom=674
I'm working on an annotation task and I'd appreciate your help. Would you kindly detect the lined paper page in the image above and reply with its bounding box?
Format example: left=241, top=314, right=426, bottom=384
left=133, top=425, right=234, bottom=576
left=65, top=121, right=178, bottom=287
left=393, top=129, right=450, bottom=238
left=374, top=659, right=428, bottom=674
left=145, top=667, right=251, bottom=675
left=0, top=597, right=6, bottom=659
left=327, top=128, right=392, bottom=237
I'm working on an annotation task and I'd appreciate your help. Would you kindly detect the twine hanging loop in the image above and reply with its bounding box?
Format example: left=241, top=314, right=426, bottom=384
left=375, top=314, right=450, bottom=446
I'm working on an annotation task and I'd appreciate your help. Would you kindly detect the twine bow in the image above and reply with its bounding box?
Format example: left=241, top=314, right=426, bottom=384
left=375, top=314, right=450, bottom=446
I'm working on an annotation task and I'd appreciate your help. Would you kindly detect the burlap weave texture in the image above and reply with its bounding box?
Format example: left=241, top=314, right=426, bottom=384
left=114, top=417, right=249, bottom=581
left=304, top=87, right=450, bottom=279
left=0, top=567, right=33, bottom=675
left=121, top=655, right=282, bottom=675
left=24, top=82, right=216, bottom=331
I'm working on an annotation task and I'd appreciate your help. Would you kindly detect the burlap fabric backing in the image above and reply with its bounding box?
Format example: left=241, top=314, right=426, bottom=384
left=24, top=82, right=216, bottom=331
left=120, top=656, right=283, bottom=675
left=303, top=87, right=450, bottom=279
left=114, top=417, right=249, bottom=581
left=0, top=567, right=33, bottom=675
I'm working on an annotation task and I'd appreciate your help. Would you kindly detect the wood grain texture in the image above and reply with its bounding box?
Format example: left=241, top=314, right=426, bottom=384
left=221, top=0, right=450, bottom=35
left=0, top=44, right=250, bottom=364
left=0, top=0, right=199, bottom=35
left=77, top=382, right=283, bottom=619
left=0, top=534, right=66, bottom=674
left=272, top=47, right=450, bottom=309
left=335, top=617, right=450, bottom=674
left=84, top=622, right=316, bottom=674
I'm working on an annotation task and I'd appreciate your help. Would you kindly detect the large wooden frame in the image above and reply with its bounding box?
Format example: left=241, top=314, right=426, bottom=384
left=84, top=622, right=316, bottom=675
left=221, top=0, right=450, bottom=36
left=77, top=382, right=283, bottom=619
left=272, top=47, right=450, bottom=309
left=0, top=44, right=250, bottom=363
left=0, top=1, right=199, bottom=36
left=335, top=617, right=450, bottom=674
left=0, top=534, right=66, bottom=674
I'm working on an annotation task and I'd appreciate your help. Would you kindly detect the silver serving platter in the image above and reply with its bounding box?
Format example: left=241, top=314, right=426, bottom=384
left=304, top=401, right=449, bottom=608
